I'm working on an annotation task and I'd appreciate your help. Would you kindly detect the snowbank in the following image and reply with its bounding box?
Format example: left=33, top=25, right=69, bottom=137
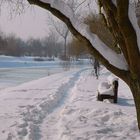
left=98, top=75, right=118, bottom=95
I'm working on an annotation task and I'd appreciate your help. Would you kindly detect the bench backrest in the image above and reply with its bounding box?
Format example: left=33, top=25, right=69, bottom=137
left=112, top=80, right=119, bottom=97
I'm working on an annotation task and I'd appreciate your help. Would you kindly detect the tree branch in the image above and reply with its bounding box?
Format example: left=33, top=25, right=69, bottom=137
left=27, top=0, right=129, bottom=80
left=100, top=0, right=130, bottom=66
left=49, top=16, right=68, bottom=39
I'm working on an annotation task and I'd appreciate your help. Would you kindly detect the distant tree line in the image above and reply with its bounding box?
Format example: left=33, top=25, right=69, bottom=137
left=0, top=32, right=89, bottom=59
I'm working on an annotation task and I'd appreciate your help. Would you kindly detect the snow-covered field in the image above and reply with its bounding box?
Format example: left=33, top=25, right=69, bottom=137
left=0, top=66, right=139, bottom=140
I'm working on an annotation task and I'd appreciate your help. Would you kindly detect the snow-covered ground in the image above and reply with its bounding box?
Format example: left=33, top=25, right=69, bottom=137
left=0, top=67, right=140, bottom=140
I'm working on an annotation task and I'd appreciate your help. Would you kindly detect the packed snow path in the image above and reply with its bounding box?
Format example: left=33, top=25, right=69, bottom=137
left=0, top=68, right=140, bottom=140
left=0, top=68, right=87, bottom=140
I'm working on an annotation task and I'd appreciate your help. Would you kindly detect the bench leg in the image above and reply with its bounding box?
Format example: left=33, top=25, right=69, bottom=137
left=114, top=97, right=117, bottom=103
left=97, top=93, right=118, bottom=103
left=97, top=94, right=103, bottom=101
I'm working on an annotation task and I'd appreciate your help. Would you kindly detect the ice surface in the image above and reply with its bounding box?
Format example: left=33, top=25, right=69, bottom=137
left=0, top=56, right=90, bottom=89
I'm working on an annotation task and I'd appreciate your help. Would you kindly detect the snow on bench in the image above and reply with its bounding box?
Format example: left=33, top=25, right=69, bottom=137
left=97, top=75, right=119, bottom=103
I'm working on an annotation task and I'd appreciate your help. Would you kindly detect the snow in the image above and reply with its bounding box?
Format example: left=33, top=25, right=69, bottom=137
left=129, top=1, right=140, bottom=51
left=98, top=81, right=114, bottom=95
left=0, top=66, right=140, bottom=140
left=111, top=0, right=117, bottom=6
left=107, top=74, right=118, bottom=84
left=40, top=0, right=128, bottom=70
left=92, top=36, right=128, bottom=70
left=97, top=75, right=118, bottom=95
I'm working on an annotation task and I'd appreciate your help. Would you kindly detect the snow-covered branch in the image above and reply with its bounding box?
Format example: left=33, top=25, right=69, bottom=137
left=28, top=0, right=128, bottom=71
left=129, top=1, right=140, bottom=51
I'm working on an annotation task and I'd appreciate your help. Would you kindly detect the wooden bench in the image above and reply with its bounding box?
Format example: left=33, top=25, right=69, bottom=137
left=97, top=76, right=119, bottom=103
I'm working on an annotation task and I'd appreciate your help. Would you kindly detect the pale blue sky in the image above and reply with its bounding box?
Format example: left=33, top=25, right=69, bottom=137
left=0, top=4, right=50, bottom=41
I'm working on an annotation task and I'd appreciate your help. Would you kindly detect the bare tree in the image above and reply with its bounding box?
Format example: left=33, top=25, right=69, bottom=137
left=42, top=32, right=62, bottom=58
left=26, top=38, right=43, bottom=56
left=5, top=34, right=23, bottom=56
left=0, top=30, right=7, bottom=54
left=48, top=16, right=69, bottom=60
left=68, top=37, right=88, bottom=60
left=47, top=0, right=86, bottom=60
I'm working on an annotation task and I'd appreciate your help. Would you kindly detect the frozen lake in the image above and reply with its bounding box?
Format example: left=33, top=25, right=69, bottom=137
left=0, top=67, right=63, bottom=89
left=0, top=56, right=90, bottom=89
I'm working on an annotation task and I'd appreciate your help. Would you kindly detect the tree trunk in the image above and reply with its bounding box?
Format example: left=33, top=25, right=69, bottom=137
left=128, top=78, right=140, bottom=130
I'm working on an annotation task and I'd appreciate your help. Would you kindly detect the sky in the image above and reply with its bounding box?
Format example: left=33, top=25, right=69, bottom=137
left=0, top=4, right=50, bottom=41
left=0, top=0, right=98, bottom=41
